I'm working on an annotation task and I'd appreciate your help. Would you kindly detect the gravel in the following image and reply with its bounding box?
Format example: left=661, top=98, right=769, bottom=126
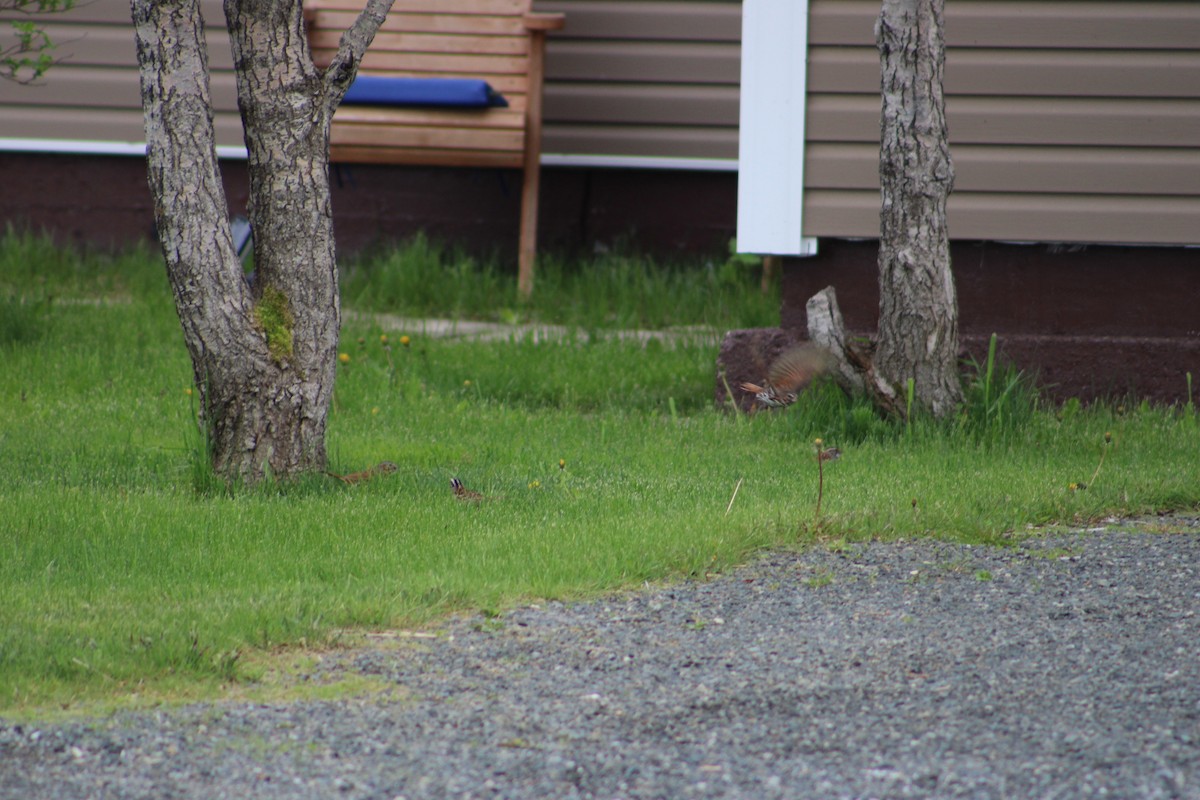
left=4, top=516, right=1200, bottom=799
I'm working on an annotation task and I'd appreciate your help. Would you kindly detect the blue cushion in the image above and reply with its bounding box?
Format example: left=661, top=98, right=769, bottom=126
left=342, top=76, right=508, bottom=109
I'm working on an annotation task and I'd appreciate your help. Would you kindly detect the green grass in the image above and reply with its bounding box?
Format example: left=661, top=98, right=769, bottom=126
left=339, top=232, right=781, bottom=330
left=2, top=230, right=1198, bottom=716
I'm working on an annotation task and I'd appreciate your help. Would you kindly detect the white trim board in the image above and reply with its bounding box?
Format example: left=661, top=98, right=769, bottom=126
left=541, top=153, right=737, bottom=172
left=0, top=138, right=250, bottom=160
left=0, top=139, right=740, bottom=173
left=736, top=0, right=813, bottom=256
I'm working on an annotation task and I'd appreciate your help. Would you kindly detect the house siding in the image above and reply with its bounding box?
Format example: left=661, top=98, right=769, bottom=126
left=541, top=0, right=1200, bottom=245
left=0, top=0, right=237, bottom=146
left=802, top=0, right=1200, bottom=245
left=537, top=0, right=741, bottom=160
left=0, top=0, right=1197, bottom=245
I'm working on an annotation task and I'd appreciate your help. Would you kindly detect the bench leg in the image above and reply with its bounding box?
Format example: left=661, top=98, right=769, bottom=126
left=517, top=162, right=540, bottom=298
left=517, top=28, right=551, bottom=299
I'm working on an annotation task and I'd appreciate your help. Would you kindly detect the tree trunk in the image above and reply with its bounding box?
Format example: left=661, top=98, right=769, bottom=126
left=221, top=0, right=341, bottom=479
left=132, top=0, right=391, bottom=482
left=874, top=0, right=963, bottom=418
left=806, top=285, right=905, bottom=418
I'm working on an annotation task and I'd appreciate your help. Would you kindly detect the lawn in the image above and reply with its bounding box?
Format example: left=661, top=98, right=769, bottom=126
left=1, top=230, right=1197, bottom=715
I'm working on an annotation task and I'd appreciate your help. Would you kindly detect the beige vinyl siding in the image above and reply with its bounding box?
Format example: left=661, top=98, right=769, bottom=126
left=814, top=1, right=1200, bottom=49
left=0, top=0, right=239, bottom=147
left=539, top=0, right=1199, bottom=244
left=538, top=0, right=741, bottom=160
left=803, top=0, right=1200, bottom=244
left=1, top=0, right=1197, bottom=244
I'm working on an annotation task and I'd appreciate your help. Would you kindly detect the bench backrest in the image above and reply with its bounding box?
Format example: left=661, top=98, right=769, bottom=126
left=305, top=0, right=544, bottom=168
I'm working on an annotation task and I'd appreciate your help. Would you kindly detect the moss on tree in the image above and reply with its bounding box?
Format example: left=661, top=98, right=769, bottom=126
left=253, top=285, right=294, bottom=364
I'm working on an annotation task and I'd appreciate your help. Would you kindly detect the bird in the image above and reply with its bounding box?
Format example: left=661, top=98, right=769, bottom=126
left=740, top=342, right=833, bottom=409
left=818, top=447, right=842, bottom=463
left=450, top=477, right=486, bottom=503
left=328, top=461, right=398, bottom=485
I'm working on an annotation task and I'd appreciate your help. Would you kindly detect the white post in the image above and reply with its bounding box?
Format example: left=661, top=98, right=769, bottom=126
left=736, top=0, right=816, bottom=256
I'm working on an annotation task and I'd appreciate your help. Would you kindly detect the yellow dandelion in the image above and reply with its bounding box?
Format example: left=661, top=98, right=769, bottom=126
left=184, top=387, right=193, bottom=396
left=380, top=334, right=389, bottom=345
left=338, top=353, right=351, bottom=364
left=463, top=379, right=472, bottom=387
left=528, top=479, right=541, bottom=489
left=371, top=407, right=380, bottom=415
left=814, top=437, right=823, bottom=446
left=1104, top=431, right=1112, bottom=444
left=558, top=458, right=566, bottom=470
left=400, top=335, right=411, bottom=347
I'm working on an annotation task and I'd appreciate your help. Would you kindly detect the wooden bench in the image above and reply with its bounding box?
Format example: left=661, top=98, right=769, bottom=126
left=305, top=0, right=564, bottom=296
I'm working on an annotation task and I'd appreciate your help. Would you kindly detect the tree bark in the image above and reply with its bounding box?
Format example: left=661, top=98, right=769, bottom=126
left=874, top=0, right=963, bottom=418
left=132, top=0, right=391, bottom=482
left=222, top=0, right=341, bottom=480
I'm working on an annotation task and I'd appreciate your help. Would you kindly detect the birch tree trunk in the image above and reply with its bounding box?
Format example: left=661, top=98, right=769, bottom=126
left=132, top=0, right=391, bottom=482
left=874, top=0, right=963, bottom=418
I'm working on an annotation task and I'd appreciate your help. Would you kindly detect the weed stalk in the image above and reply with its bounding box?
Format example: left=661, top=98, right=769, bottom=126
left=725, top=477, right=743, bottom=516
left=720, top=373, right=744, bottom=421
left=814, top=437, right=827, bottom=528
left=905, top=378, right=915, bottom=435
left=983, top=332, right=997, bottom=415
left=1086, top=431, right=1113, bottom=489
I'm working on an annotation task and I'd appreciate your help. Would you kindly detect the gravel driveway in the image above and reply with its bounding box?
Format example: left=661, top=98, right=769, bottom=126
left=3, top=516, right=1199, bottom=799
